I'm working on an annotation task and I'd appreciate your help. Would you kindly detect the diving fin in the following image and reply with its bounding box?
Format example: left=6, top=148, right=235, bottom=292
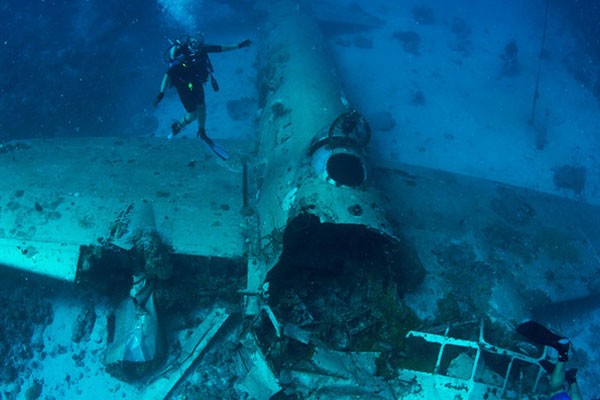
left=516, top=320, right=563, bottom=347
left=206, top=141, right=230, bottom=161
left=198, top=130, right=230, bottom=161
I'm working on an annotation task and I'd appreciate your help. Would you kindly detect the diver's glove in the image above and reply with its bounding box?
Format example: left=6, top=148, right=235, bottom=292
left=238, top=39, right=251, bottom=49
left=210, top=75, right=220, bottom=92
left=153, top=92, right=164, bottom=107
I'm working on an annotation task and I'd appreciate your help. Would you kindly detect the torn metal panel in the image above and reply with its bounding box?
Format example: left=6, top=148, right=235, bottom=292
left=104, top=295, right=163, bottom=380
left=235, top=331, right=282, bottom=399
left=280, top=349, right=394, bottom=399
left=140, top=308, right=230, bottom=400
left=282, top=323, right=311, bottom=344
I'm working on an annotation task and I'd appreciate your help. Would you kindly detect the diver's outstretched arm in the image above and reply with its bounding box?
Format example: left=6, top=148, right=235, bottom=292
left=220, top=39, right=252, bottom=52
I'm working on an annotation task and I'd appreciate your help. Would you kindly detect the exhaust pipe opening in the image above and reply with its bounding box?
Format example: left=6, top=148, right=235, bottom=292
left=309, top=111, right=371, bottom=187
left=326, top=152, right=366, bottom=187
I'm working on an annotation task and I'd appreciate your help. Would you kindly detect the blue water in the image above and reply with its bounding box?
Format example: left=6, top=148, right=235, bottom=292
left=0, top=0, right=257, bottom=139
left=1, top=0, right=600, bottom=398
left=1, top=0, right=598, bottom=141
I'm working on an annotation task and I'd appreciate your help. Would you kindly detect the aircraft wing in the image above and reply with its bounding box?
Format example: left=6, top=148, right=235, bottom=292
left=0, top=136, right=247, bottom=281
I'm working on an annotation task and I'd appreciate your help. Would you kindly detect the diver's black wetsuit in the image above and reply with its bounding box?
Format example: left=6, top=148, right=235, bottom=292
left=167, top=45, right=222, bottom=113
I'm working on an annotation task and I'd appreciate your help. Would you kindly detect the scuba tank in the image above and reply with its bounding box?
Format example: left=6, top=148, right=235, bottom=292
left=163, top=35, right=220, bottom=91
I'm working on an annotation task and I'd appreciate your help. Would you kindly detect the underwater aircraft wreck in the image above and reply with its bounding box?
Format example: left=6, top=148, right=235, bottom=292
left=1, top=1, right=599, bottom=399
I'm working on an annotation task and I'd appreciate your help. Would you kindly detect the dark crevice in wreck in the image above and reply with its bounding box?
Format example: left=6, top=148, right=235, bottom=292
left=264, top=213, right=426, bottom=356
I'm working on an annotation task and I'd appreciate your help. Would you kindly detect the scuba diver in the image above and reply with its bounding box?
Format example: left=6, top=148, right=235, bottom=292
left=516, top=321, right=583, bottom=400
left=153, top=35, right=252, bottom=160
